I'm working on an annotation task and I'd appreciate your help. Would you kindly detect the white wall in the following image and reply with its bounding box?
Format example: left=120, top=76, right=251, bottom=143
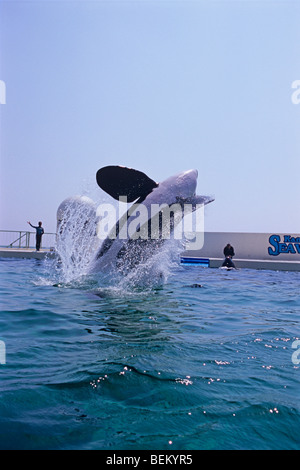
left=184, top=232, right=300, bottom=261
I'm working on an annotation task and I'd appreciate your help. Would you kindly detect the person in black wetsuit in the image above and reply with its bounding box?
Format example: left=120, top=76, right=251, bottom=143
left=28, top=221, right=44, bottom=251
left=222, top=243, right=236, bottom=268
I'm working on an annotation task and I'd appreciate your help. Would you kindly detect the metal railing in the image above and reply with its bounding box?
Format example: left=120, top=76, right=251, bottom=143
left=0, top=230, right=57, bottom=250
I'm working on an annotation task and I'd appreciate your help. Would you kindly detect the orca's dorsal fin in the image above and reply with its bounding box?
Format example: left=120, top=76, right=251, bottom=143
left=96, top=165, right=158, bottom=202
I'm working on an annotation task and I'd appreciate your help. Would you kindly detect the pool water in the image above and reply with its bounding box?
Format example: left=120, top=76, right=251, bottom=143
left=0, top=256, right=299, bottom=450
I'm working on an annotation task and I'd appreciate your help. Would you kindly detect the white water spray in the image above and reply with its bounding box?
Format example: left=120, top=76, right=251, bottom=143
left=54, top=196, right=101, bottom=284
left=52, top=194, right=191, bottom=291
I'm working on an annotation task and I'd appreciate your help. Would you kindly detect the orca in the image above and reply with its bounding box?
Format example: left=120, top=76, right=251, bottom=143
left=92, top=166, right=214, bottom=274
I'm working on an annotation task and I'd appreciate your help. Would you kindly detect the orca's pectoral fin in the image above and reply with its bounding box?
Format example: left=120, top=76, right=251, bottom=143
left=96, top=165, right=158, bottom=202
left=197, top=195, right=215, bottom=206
left=182, top=195, right=215, bottom=209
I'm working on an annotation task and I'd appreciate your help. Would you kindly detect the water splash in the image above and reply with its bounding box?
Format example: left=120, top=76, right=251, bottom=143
left=54, top=196, right=101, bottom=284
left=49, top=195, right=183, bottom=292
left=116, top=238, right=183, bottom=291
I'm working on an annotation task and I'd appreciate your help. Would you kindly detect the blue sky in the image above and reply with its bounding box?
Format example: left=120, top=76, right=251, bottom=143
left=0, top=0, right=299, bottom=234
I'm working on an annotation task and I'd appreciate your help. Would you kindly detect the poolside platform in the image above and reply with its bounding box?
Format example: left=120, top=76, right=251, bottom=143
left=0, top=248, right=55, bottom=260
left=180, top=256, right=300, bottom=271
left=182, top=231, right=300, bottom=272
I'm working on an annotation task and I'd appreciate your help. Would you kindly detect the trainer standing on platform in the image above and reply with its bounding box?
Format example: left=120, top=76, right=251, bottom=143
left=27, top=221, right=44, bottom=251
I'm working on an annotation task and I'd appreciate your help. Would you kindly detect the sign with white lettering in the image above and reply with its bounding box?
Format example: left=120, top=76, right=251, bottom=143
left=268, top=235, right=300, bottom=257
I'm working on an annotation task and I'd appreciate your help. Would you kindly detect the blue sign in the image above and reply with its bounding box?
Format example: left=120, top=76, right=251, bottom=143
left=268, top=235, right=300, bottom=256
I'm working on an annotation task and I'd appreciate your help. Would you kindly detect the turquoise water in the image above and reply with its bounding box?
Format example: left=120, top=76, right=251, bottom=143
left=0, top=256, right=299, bottom=450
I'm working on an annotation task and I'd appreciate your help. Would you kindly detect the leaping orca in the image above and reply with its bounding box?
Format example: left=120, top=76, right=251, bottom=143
left=93, top=165, right=214, bottom=274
